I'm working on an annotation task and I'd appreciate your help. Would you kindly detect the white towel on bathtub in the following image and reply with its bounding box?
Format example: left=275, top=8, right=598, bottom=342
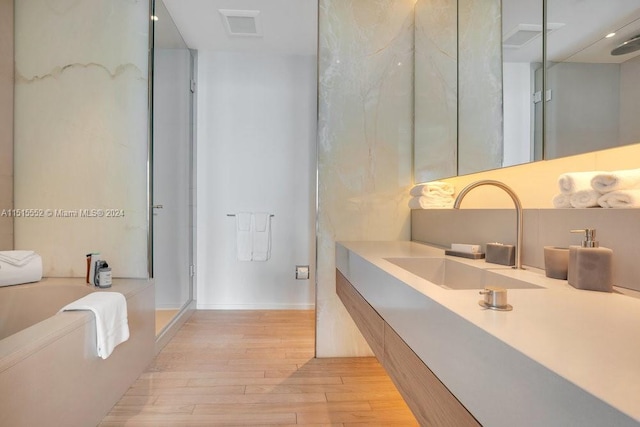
left=0, top=250, right=37, bottom=267
left=60, top=292, right=129, bottom=359
left=0, top=253, right=43, bottom=287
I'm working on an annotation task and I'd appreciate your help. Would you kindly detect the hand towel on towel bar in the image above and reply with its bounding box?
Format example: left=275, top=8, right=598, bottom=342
left=252, top=212, right=272, bottom=261
left=60, top=292, right=129, bottom=359
left=236, top=212, right=253, bottom=261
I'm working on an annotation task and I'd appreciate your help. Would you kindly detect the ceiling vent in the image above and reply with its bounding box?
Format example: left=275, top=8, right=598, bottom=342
left=219, top=9, right=262, bottom=37
left=503, top=23, right=565, bottom=49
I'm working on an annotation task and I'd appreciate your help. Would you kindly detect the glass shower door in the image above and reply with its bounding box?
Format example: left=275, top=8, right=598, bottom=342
left=151, top=0, right=195, bottom=335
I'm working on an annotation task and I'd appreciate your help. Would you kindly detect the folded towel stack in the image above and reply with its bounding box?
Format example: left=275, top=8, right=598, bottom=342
left=0, top=250, right=43, bottom=287
left=553, top=168, right=640, bottom=208
left=408, top=182, right=455, bottom=209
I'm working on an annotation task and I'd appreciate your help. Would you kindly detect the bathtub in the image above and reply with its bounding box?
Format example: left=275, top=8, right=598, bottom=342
left=0, top=278, right=154, bottom=427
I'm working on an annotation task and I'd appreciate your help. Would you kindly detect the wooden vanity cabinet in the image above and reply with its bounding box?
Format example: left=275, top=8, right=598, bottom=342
left=336, top=270, right=480, bottom=427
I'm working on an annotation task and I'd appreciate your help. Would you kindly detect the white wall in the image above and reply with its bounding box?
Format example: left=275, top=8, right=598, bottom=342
left=196, top=51, right=316, bottom=309
left=503, top=62, right=533, bottom=167
left=546, top=62, right=620, bottom=158
left=619, top=55, right=640, bottom=146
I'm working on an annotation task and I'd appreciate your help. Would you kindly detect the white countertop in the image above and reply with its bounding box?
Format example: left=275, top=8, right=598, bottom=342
left=336, top=241, right=640, bottom=427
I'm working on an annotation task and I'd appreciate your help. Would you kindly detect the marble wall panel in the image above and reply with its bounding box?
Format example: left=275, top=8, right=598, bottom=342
left=458, top=0, right=503, bottom=175
left=13, top=0, right=149, bottom=277
left=0, top=0, right=13, bottom=250
left=414, top=0, right=457, bottom=183
left=317, top=0, right=414, bottom=357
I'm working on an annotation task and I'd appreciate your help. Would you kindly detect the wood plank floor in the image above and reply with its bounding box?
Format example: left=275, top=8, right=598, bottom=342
left=100, top=310, right=418, bottom=426
left=156, top=309, right=180, bottom=336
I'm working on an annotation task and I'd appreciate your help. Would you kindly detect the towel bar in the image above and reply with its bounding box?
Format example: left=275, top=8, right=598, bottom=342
left=227, top=214, right=275, bottom=217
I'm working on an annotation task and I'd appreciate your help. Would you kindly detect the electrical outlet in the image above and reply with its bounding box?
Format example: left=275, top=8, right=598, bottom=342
left=295, top=265, right=309, bottom=280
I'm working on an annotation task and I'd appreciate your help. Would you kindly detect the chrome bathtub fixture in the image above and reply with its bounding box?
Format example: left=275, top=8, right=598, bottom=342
left=453, top=180, right=524, bottom=270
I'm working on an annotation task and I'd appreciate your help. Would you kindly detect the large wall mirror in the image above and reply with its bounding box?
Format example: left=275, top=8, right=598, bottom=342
left=414, top=0, right=640, bottom=183
left=546, top=0, right=640, bottom=159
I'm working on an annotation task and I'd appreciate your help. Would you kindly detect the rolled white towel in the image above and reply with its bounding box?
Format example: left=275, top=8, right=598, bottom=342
left=410, top=182, right=454, bottom=197
left=552, top=194, right=572, bottom=208
left=570, top=190, right=601, bottom=208
left=408, top=196, right=454, bottom=209
left=597, top=189, right=640, bottom=208
left=558, top=171, right=603, bottom=195
left=591, top=168, right=640, bottom=193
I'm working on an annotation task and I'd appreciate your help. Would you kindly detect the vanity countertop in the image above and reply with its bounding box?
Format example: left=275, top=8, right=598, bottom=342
left=336, top=241, right=640, bottom=427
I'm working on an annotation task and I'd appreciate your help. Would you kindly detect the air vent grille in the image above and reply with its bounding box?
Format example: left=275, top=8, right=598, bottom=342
left=503, top=23, right=565, bottom=49
left=219, top=9, right=262, bottom=37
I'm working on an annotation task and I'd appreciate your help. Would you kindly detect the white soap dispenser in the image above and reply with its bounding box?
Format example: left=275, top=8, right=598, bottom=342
left=567, top=229, right=613, bottom=292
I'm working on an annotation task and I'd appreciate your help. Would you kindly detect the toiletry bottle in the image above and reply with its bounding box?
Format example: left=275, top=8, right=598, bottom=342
left=567, top=229, right=613, bottom=292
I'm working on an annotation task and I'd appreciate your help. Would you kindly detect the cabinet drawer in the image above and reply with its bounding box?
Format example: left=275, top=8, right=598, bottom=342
left=384, top=324, right=480, bottom=427
left=336, top=270, right=385, bottom=361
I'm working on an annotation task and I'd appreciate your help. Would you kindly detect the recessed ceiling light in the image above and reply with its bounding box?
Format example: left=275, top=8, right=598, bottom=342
left=606, top=32, right=616, bottom=38
left=151, top=15, right=158, bottom=21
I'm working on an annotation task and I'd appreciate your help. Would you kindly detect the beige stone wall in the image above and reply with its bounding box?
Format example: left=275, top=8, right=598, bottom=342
left=0, top=0, right=13, bottom=250
left=316, top=0, right=414, bottom=357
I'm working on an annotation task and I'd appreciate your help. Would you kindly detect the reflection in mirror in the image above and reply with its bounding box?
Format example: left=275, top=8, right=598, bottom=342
left=152, top=0, right=194, bottom=334
left=502, top=0, right=543, bottom=167
left=546, top=1, right=640, bottom=158
left=457, top=0, right=503, bottom=176
left=414, top=0, right=544, bottom=182
left=413, top=0, right=457, bottom=183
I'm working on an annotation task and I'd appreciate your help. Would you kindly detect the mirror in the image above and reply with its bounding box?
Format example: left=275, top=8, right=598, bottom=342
left=545, top=0, right=640, bottom=159
left=414, top=0, right=543, bottom=182
left=413, top=0, right=457, bottom=182
left=414, top=0, right=640, bottom=183
left=457, top=0, right=504, bottom=176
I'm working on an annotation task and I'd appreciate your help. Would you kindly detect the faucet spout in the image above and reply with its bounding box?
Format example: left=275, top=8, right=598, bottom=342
left=453, top=180, right=524, bottom=269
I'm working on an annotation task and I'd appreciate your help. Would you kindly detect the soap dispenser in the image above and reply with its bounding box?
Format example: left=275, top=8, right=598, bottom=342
left=567, top=229, right=613, bottom=292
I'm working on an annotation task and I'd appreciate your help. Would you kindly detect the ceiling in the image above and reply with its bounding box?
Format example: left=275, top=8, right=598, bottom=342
left=158, top=0, right=639, bottom=63
left=503, top=0, right=640, bottom=64
left=161, top=0, right=318, bottom=55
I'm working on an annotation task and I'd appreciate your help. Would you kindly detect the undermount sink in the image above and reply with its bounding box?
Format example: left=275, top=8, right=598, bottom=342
left=384, top=257, right=543, bottom=290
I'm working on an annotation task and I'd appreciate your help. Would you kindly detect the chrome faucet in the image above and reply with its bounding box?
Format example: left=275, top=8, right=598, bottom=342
left=453, top=180, right=524, bottom=270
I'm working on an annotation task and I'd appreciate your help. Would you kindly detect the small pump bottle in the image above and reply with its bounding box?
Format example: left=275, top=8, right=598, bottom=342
left=567, top=229, right=613, bottom=292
